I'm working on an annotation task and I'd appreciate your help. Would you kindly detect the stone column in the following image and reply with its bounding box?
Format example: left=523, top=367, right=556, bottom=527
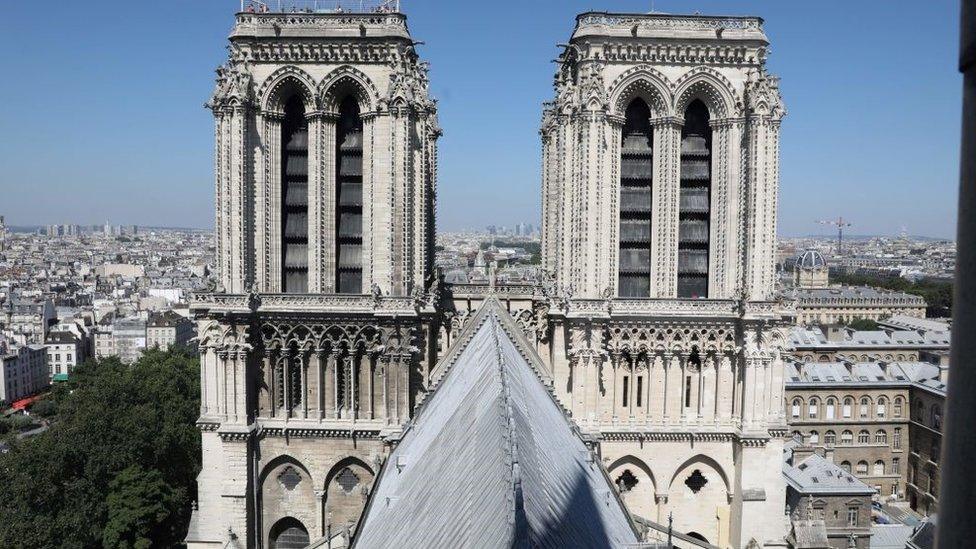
left=650, top=352, right=665, bottom=424
left=651, top=117, right=682, bottom=297
left=261, top=111, right=285, bottom=292
left=315, top=348, right=326, bottom=420
left=344, top=354, right=356, bottom=420
left=331, top=349, right=342, bottom=418
left=379, top=353, right=391, bottom=424
left=280, top=348, right=293, bottom=417
left=610, top=351, right=621, bottom=423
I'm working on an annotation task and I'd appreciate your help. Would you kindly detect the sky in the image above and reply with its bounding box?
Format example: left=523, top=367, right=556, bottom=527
left=0, top=1, right=963, bottom=238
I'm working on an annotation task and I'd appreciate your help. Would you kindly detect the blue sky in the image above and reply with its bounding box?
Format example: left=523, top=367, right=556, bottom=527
left=0, top=1, right=963, bottom=238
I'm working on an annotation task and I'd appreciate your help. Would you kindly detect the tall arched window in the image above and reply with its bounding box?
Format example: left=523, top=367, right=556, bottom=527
left=281, top=95, right=309, bottom=293
left=618, top=99, right=653, bottom=297
left=677, top=99, right=711, bottom=298
left=335, top=96, right=364, bottom=293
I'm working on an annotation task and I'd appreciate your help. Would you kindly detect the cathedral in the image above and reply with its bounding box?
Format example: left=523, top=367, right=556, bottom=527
left=187, top=5, right=789, bottom=549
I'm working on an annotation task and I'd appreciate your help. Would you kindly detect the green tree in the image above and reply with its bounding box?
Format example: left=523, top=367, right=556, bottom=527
left=846, top=318, right=879, bottom=331
left=103, top=465, right=181, bottom=549
left=0, top=348, right=201, bottom=548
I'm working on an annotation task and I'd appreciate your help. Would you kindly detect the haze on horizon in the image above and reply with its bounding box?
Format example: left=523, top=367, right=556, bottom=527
left=0, top=0, right=962, bottom=239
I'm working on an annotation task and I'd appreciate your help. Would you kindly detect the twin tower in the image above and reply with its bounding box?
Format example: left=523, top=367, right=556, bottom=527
left=190, top=6, right=788, bottom=549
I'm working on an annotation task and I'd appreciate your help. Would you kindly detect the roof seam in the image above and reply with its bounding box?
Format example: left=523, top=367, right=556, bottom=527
left=489, top=312, right=523, bottom=545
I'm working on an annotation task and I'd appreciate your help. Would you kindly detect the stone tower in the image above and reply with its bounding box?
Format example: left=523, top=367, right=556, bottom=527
left=537, top=12, right=790, bottom=547
left=187, top=4, right=440, bottom=547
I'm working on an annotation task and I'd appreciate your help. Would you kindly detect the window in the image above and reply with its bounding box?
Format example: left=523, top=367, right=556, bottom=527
left=856, top=461, right=868, bottom=475
left=894, top=397, right=903, bottom=417
left=892, top=457, right=900, bottom=475
left=931, top=441, right=941, bottom=463
left=825, top=431, right=836, bottom=445
left=847, top=507, right=859, bottom=527
left=622, top=376, right=629, bottom=407
left=826, top=398, right=836, bottom=419
left=615, top=470, right=639, bottom=493
left=677, top=99, right=711, bottom=298
left=914, top=399, right=924, bottom=421
left=891, top=482, right=899, bottom=496
left=860, top=397, right=870, bottom=418
left=792, top=430, right=802, bottom=443
left=335, top=96, right=364, bottom=293
left=858, top=430, right=870, bottom=444
left=841, top=430, right=853, bottom=444
left=618, top=99, right=654, bottom=297
left=877, top=397, right=887, bottom=417
left=809, top=431, right=819, bottom=444
left=843, top=397, right=853, bottom=418
left=931, top=405, right=942, bottom=430
left=875, top=430, right=887, bottom=444
left=685, top=375, right=692, bottom=408
left=873, top=460, right=885, bottom=476
left=840, top=461, right=852, bottom=473
left=636, top=376, right=643, bottom=407
left=893, top=427, right=902, bottom=450
left=791, top=398, right=801, bottom=419
left=808, top=398, right=819, bottom=418
left=909, top=464, right=916, bottom=484
left=281, top=95, right=310, bottom=293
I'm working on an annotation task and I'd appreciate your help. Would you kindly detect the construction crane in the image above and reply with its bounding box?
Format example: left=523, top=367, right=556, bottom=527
left=817, top=217, right=853, bottom=255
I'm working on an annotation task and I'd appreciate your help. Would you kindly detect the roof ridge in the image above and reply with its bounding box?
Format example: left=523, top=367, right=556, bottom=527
left=488, top=313, right=526, bottom=545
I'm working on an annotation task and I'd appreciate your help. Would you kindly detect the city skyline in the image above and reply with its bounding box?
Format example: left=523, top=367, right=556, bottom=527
left=0, top=0, right=962, bottom=237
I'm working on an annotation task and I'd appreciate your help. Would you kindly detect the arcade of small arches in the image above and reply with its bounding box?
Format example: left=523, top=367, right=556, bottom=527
left=255, top=321, right=420, bottom=423
left=789, top=395, right=905, bottom=422
left=259, top=454, right=376, bottom=548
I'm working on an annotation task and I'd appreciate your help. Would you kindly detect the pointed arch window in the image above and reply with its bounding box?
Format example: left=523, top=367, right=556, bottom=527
left=281, top=95, right=310, bottom=293
left=678, top=99, right=711, bottom=298
left=335, top=96, right=364, bottom=293
left=618, top=98, right=653, bottom=297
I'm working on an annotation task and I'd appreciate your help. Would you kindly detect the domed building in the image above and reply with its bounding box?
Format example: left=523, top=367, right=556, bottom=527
left=794, top=250, right=829, bottom=289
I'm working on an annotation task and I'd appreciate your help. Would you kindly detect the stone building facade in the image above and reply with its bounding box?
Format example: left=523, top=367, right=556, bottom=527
left=533, top=11, right=789, bottom=548
left=907, top=380, right=944, bottom=515
left=784, top=359, right=947, bottom=515
left=186, top=7, right=440, bottom=548
left=189, top=7, right=798, bottom=549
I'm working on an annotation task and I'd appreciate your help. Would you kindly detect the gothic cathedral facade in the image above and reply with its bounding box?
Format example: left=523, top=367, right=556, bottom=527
left=538, top=12, right=789, bottom=547
left=187, top=9, right=441, bottom=548
left=189, top=8, right=790, bottom=549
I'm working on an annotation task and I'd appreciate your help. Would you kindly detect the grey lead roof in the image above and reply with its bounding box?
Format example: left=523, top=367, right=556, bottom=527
left=783, top=448, right=874, bottom=496
left=353, top=300, right=640, bottom=549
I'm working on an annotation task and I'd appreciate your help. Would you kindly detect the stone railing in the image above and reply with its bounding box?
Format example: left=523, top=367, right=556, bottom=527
left=232, top=9, right=408, bottom=37
left=446, top=282, right=540, bottom=298
left=575, top=12, right=764, bottom=32
left=191, top=292, right=423, bottom=315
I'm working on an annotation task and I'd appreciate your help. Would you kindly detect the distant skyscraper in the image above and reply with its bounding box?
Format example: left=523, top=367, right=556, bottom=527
left=0, top=215, right=6, bottom=252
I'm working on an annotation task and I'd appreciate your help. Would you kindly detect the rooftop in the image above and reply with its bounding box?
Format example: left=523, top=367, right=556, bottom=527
left=571, top=11, right=768, bottom=44
left=353, top=301, right=639, bottom=548
left=231, top=0, right=411, bottom=41
left=783, top=447, right=874, bottom=495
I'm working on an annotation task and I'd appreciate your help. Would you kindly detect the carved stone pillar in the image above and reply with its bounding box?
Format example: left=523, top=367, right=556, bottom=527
left=280, top=347, right=293, bottom=417
left=314, top=348, right=327, bottom=420
left=330, top=347, right=345, bottom=419
left=610, top=351, right=622, bottom=422
left=344, top=353, right=356, bottom=420
left=260, top=111, right=285, bottom=292
left=651, top=117, right=682, bottom=297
